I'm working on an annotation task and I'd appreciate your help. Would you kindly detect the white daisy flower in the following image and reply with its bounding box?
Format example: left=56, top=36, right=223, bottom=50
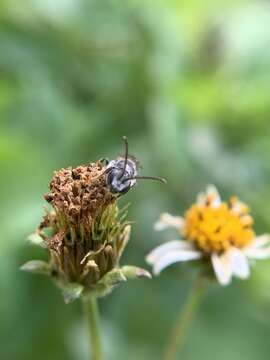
left=146, top=185, right=270, bottom=286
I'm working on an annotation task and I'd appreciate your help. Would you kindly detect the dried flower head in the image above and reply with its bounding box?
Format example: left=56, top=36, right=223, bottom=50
left=22, top=159, right=151, bottom=303
left=147, top=185, right=270, bottom=286
left=44, top=162, right=114, bottom=227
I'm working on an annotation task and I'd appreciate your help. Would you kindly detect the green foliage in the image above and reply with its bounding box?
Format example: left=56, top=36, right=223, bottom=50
left=1, top=0, right=270, bottom=359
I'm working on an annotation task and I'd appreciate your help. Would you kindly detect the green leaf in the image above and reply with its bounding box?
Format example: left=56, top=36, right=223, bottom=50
left=27, top=233, right=45, bottom=247
left=118, top=225, right=131, bottom=260
left=20, top=260, right=50, bottom=275
left=98, top=268, right=127, bottom=287
left=121, top=266, right=152, bottom=280
left=62, top=283, right=84, bottom=304
left=89, top=269, right=127, bottom=298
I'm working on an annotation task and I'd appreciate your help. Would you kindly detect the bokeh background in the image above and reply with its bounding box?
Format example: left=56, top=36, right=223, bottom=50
left=1, top=0, right=270, bottom=359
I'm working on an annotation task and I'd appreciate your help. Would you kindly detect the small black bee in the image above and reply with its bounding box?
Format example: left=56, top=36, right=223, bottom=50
left=104, top=136, right=166, bottom=195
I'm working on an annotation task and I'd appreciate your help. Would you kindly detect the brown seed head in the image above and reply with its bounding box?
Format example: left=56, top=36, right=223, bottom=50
left=44, top=161, right=115, bottom=227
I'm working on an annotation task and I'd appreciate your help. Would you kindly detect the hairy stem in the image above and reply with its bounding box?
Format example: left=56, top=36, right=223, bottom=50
left=82, top=297, right=103, bottom=360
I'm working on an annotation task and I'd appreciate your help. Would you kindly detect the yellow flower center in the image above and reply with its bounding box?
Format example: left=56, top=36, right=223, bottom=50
left=183, top=197, right=255, bottom=253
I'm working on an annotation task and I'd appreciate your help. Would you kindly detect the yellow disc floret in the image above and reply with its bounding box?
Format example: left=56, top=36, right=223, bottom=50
left=183, top=196, right=255, bottom=253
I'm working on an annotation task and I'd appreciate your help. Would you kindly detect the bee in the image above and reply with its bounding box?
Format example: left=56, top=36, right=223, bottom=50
left=104, top=136, right=166, bottom=195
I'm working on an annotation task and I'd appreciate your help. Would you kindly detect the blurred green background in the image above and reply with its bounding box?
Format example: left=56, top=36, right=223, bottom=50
left=1, top=0, right=270, bottom=359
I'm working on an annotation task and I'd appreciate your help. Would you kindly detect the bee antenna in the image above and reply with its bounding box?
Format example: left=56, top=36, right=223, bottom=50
left=124, top=176, right=167, bottom=184
left=120, top=136, right=129, bottom=178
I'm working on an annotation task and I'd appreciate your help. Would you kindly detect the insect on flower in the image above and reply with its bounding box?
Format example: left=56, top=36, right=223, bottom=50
left=146, top=185, right=270, bottom=286
left=21, top=136, right=166, bottom=303
left=105, top=136, right=167, bottom=195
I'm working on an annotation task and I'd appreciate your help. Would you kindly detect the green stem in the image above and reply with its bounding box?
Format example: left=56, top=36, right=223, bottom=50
left=164, top=276, right=207, bottom=360
left=82, top=297, right=103, bottom=360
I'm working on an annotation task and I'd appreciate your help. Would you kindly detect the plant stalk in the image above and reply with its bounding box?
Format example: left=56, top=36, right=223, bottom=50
left=164, top=276, right=207, bottom=360
left=82, top=297, right=103, bottom=360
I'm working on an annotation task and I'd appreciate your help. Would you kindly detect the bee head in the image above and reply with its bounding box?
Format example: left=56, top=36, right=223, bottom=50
left=105, top=137, right=166, bottom=195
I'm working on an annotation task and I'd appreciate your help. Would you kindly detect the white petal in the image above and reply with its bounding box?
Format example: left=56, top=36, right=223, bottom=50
left=245, top=247, right=270, bottom=260
left=206, top=184, right=220, bottom=197
left=197, top=185, right=221, bottom=208
left=211, top=252, right=232, bottom=286
left=146, top=240, right=195, bottom=264
left=229, top=248, right=250, bottom=279
left=252, top=234, right=270, bottom=248
left=207, top=185, right=222, bottom=208
left=154, top=213, right=184, bottom=231
left=197, top=191, right=206, bottom=205
left=244, top=234, right=270, bottom=259
left=153, top=250, right=202, bottom=275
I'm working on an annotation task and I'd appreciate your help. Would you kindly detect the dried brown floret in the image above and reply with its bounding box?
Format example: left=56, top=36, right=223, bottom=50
left=44, top=161, right=115, bottom=228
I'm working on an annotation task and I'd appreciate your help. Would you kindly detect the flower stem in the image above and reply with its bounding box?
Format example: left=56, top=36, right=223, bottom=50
left=82, top=297, right=103, bottom=360
left=164, top=276, right=207, bottom=360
